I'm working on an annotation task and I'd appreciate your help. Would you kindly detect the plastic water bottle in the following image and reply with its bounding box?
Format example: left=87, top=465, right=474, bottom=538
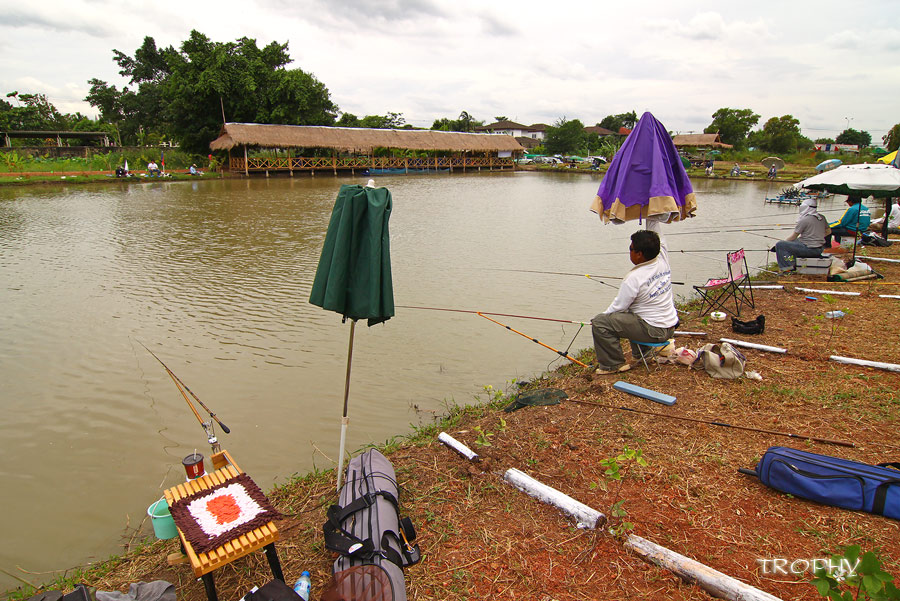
left=293, top=571, right=311, bottom=601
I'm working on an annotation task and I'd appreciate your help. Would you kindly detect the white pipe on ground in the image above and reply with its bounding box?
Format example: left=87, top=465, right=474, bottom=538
left=863, top=256, right=900, bottom=263
left=624, top=534, right=784, bottom=601
left=829, top=355, right=900, bottom=373
left=438, top=432, right=479, bottom=461
left=795, top=287, right=860, bottom=296
left=503, top=468, right=605, bottom=529
left=719, top=338, right=787, bottom=354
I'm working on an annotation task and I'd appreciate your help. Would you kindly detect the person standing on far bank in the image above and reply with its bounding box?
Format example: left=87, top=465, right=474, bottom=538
left=591, top=219, right=678, bottom=374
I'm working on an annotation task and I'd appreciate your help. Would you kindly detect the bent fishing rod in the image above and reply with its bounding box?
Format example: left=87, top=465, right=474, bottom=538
left=567, top=397, right=855, bottom=448
left=482, top=267, right=685, bottom=286
left=138, top=341, right=230, bottom=451
left=477, top=312, right=589, bottom=368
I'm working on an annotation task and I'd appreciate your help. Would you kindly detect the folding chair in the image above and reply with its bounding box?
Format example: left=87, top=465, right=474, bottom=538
left=693, top=248, right=755, bottom=317
left=630, top=340, right=671, bottom=373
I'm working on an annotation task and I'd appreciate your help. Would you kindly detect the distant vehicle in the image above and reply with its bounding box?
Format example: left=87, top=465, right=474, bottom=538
left=516, top=157, right=534, bottom=164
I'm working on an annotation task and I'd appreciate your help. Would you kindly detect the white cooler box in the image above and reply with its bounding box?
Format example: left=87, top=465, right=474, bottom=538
left=796, top=257, right=831, bottom=275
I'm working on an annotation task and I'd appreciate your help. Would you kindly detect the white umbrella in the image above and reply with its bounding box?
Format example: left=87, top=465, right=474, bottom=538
left=797, top=163, right=900, bottom=263
left=797, top=163, right=900, bottom=198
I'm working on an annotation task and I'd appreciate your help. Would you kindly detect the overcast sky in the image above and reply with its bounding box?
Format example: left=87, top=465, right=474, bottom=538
left=2, top=0, right=898, bottom=141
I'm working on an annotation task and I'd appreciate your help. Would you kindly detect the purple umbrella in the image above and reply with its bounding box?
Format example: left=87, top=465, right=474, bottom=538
left=590, top=112, right=697, bottom=224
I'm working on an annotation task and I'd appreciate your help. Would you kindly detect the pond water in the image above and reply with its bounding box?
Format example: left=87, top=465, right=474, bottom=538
left=0, top=172, right=847, bottom=589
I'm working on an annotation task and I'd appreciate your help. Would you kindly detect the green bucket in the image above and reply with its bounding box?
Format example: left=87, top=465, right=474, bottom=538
left=147, top=498, right=178, bottom=540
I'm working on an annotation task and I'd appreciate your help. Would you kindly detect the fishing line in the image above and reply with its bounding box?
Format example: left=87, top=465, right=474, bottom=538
left=137, top=341, right=230, bottom=452
left=567, top=397, right=855, bottom=447
left=482, top=267, right=625, bottom=280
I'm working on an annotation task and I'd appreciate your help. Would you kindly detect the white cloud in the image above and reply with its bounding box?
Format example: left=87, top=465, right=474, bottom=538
left=0, top=0, right=896, bottom=139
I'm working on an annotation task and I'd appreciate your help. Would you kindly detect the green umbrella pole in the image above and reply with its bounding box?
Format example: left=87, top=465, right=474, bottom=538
left=336, top=319, right=357, bottom=491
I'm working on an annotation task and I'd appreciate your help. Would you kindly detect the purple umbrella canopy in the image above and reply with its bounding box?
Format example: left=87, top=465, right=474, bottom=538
left=590, top=112, right=697, bottom=224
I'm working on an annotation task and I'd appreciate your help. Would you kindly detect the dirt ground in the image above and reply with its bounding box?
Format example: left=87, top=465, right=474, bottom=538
left=16, top=242, right=900, bottom=601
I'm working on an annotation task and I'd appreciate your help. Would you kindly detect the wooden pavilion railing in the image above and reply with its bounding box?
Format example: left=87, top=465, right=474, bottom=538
left=228, top=155, right=515, bottom=174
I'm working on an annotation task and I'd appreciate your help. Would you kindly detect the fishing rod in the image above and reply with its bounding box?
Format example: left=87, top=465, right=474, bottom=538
left=484, top=267, right=685, bottom=286
left=567, top=397, right=855, bottom=448
left=477, top=312, right=589, bottom=368
left=683, top=250, right=781, bottom=276
left=667, top=226, right=794, bottom=237
left=398, top=305, right=588, bottom=324
left=138, top=341, right=230, bottom=452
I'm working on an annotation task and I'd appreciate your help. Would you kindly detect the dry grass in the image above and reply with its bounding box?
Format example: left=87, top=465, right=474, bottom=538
left=9, top=242, right=900, bottom=601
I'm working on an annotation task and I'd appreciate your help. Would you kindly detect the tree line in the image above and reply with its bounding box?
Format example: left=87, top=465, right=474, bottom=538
left=2, top=31, right=899, bottom=157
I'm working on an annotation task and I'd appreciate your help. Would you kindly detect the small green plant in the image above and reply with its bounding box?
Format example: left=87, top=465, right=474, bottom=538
left=473, top=425, right=493, bottom=447
left=600, top=446, right=648, bottom=480
left=600, top=446, right=648, bottom=538
left=608, top=499, right=634, bottom=537
left=811, top=545, right=900, bottom=600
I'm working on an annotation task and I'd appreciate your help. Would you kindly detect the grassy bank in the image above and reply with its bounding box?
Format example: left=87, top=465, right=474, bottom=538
left=7, top=240, right=900, bottom=600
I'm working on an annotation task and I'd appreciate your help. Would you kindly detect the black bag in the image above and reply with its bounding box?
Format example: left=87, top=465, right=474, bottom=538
left=243, top=579, right=300, bottom=601
left=731, top=314, right=764, bottom=335
left=861, top=233, right=892, bottom=247
left=752, top=446, right=900, bottom=519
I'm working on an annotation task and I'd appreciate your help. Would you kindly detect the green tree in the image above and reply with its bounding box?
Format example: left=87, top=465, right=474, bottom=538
left=751, top=115, right=804, bottom=153
left=704, top=108, right=760, bottom=148
left=883, top=123, right=900, bottom=152
left=599, top=111, right=637, bottom=132
left=87, top=31, right=338, bottom=152
left=336, top=113, right=361, bottom=127
left=358, top=112, right=406, bottom=129
left=544, top=117, right=585, bottom=155
left=431, top=111, right=483, bottom=132
left=815, top=137, right=835, bottom=144
left=836, top=128, right=872, bottom=147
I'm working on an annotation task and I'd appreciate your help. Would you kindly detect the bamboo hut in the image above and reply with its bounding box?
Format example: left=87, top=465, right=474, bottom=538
left=209, top=123, right=525, bottom=176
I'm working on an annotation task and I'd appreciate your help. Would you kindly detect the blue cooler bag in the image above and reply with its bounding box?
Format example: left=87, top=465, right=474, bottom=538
left=754, top=446, right=900, bottom=519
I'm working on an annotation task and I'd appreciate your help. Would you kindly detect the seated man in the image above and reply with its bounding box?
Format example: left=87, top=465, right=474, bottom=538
left=591, top=219, right=678, bottom=375
left=767, top=165, right=777, bottom=180
left=824, top=196, right=871, bottom=247
left=147, top=160, right=161, bottom=176
left=772, top=198, right=830, bottom=272
left=730, top=163, right=741, bottom=177
left=189, top=164, right=202, bottom=176
left=868, top=199, right=900, bottom=233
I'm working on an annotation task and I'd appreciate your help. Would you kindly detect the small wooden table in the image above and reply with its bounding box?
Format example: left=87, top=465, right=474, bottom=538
left=164, top=450, right=284, bottom=601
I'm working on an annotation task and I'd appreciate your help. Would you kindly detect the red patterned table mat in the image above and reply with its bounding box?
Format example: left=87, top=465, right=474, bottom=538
left=169, top=473, right=281, bottom=554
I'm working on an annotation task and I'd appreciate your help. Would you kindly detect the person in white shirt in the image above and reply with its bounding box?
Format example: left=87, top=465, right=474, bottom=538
left=869, top=200, right=900, bottom=232
left=591, top=219, right=678, bottom=375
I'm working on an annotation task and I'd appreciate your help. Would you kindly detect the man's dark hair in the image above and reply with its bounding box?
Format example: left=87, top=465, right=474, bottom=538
left=631, top=229, right=660, bottom=260
left=846, top=196, right=862, bottom=205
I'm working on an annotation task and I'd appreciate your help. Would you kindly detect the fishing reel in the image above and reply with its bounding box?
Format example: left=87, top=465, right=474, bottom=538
left=202, top=420, right=221, bottom=453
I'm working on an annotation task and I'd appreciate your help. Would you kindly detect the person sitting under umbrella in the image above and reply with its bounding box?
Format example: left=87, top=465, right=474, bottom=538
left=767, top=164, right=777, bottom=180
left=868, top=199, right=900, bottom=234
left=824, top=196, right=871, bottom=247
left=772, top=198, right=830, bottom=272
left=591, top=219, right=678, bottom=375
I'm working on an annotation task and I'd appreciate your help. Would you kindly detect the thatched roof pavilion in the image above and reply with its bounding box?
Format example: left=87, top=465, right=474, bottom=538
left=671, top=133, right=733, bottom=149
left=210, top=123, right=525, bottom=153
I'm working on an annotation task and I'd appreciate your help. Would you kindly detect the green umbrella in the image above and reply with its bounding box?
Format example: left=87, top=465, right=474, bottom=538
left=310, top=183, right=394, bottom=488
